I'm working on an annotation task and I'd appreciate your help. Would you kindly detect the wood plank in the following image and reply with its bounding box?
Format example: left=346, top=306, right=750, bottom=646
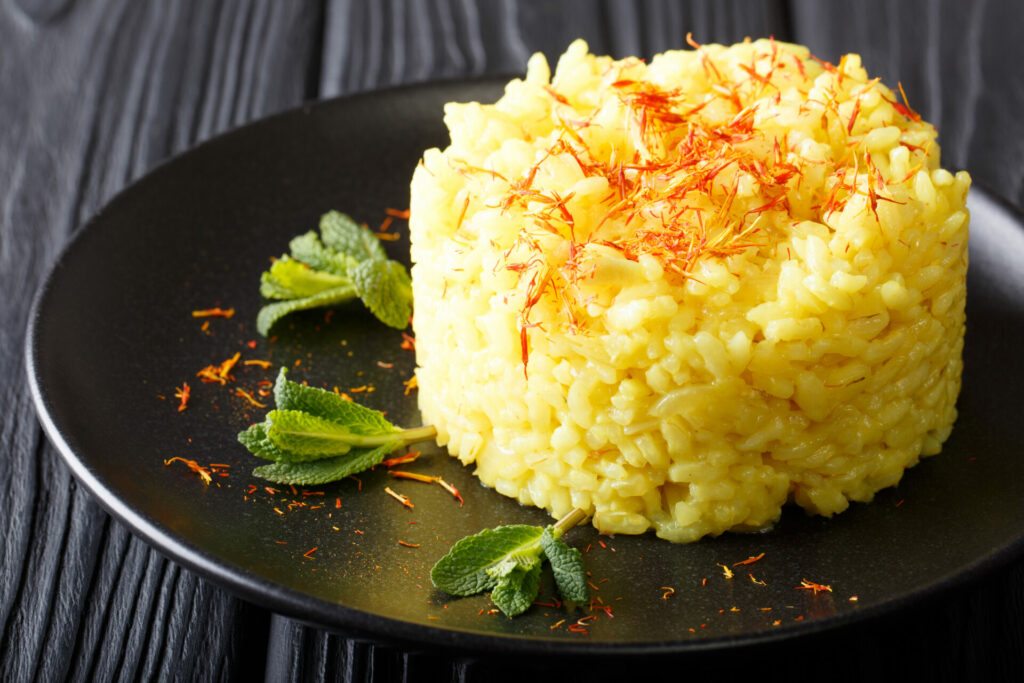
left=0, top=1, right=322, bottom=680
left=319, top=0, right=792, bottom=97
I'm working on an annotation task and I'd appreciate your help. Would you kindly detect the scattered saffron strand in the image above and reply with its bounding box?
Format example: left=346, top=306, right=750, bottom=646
left=717, top=563, right=734, bottom=579
left=173, top=383, right=190, bottom=412
left=661, top=587, right=676, bottom=600
left=435, top=477, right=464, bottom=506
left=389, top=470, right=464, bottom=506
left=389, top=471, right=433, bottom=483
left=191, top=307, right=235, bottom=318
left=163, top=457, right=212, bottom=485
left=218, top=352, right=241, bottom=379
left=384, top=487, right=414, bottom=509
left=243, top=359, right=272, bottom=369
left=196, top=368, right=225, bottom=384
left=567, top=616, right=597, bottom=634
left=233, top=388, right=267, bottom=408
left=796, top=579, right=833, bottom=594
left=197, top=352, right=241, bottom=384
left=732, top=552, right=765, bottom=567
left=381, top=451, right=421, bottom=468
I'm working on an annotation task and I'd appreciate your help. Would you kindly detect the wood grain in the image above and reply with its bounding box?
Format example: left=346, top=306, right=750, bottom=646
left=2, top=0, right=1023, bottom=680
left=0, top=1, right=318, bottom=680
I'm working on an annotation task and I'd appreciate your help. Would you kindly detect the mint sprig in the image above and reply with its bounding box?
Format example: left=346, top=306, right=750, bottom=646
left=430, top=508, right=590, bottom=617
left=237, top=368, right=435, bottom=484
left=256, top=211, right=412, bottom=335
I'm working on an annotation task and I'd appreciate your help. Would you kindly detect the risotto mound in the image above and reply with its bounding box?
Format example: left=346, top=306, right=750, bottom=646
left=409, top=38, right=970, bottom=542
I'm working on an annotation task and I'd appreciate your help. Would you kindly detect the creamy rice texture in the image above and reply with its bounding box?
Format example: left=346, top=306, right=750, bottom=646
left=409, top=39, right=970, bottom=542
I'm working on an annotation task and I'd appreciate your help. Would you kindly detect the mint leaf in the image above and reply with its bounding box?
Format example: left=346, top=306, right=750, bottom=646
left=491, top=564, right=543, bottom=617
left=485, top=557, right=522, bottom=581
left=265, top=409, right=408, bottom=456
left=272, top=369, right=397, bottom=435
left=540, top=527, right=589, bottom=604
left=239, top=420, right=376, bottom=464
left=430, top=508, right=589, bottom=618
left=238, top=422, right=293, bottom=461
left=430, top=525, right=545, bottom=596
left=351, top=259, right=413, bottom=330
left=256, top=285, right=356, bottom=336
left=254, top=211, right=412, bottom=335
left=265, top=409, right=358, bottom=456
left=260, top=257, right=350, bottom=299
left=237, top=368, right=436, bottom=484
left=252, top=440, right=399, bottom=485
left=288, top=231, right=356, bottom=276
left=319, top=210, right=387, bottom=263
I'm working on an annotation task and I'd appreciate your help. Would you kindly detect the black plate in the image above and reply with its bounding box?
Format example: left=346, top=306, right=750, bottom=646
left=25, top=78, right=1024, bottom=656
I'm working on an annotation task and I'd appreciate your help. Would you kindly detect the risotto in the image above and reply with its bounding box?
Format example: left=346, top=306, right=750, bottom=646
left=409, top=38, right=970, bottom=542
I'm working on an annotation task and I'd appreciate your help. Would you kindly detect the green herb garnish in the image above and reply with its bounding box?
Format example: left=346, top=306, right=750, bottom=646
left=430, top=508, right=590, bottom=617
left=256, top=211, right=412, bottom=335
left=237, top=368, right=435, bottom=485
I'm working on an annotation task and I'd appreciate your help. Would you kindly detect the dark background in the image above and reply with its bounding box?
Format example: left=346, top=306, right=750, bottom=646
left=3, top=1, right=1023, bottom=680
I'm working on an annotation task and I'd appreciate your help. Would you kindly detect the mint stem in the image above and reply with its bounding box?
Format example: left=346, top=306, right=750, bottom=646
left=399, top=424, right=438, bottom=445
left=336, top=424, right=437, bottom=449
left=551, top=507, right=588, bottom=538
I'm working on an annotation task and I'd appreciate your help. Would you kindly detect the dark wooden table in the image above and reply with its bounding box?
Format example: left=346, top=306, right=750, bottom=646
left=4, top=2, right=1023, bottom=680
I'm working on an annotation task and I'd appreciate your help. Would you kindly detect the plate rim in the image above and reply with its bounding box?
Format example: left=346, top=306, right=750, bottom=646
left=24, top=78, right=1024, bottom=656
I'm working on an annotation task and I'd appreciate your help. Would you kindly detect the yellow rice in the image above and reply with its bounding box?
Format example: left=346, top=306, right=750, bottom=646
left=409, top=39, right=970, bottom=542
